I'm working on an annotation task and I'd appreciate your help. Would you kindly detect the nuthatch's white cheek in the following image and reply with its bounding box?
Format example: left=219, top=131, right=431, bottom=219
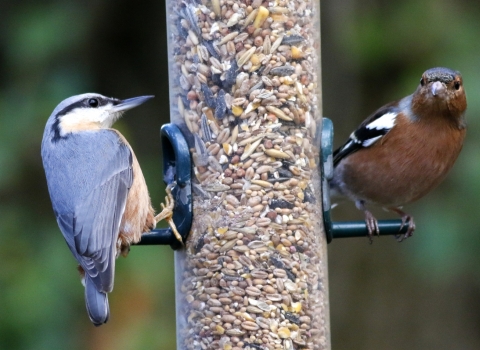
left=101, top=112, right=123, bottom=129
left=58, top=106, right=115, bottom=135
left=59, top=116, right=100, bottom=136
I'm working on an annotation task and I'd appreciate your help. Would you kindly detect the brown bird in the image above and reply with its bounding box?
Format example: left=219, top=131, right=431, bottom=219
left=330, top=67, right=467, bottom=241
left=41, top=93, right=179, bottom=325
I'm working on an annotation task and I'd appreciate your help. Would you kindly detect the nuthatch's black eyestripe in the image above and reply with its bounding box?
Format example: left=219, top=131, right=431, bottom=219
left=54, top=96, right=112, bottom=119
left=51, top=117, right=63, bottom=142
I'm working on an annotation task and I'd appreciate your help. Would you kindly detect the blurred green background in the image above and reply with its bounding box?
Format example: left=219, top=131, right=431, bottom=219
left=0, top=0, right=479, bottom=349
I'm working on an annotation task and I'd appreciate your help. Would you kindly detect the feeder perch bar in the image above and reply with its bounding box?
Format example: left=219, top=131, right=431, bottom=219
left=136, top=119, right=407, bottom=247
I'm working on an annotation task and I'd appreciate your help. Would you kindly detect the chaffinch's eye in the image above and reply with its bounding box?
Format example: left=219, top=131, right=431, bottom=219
left=454, top=81, right=461, bottom=90
left=420, top=78, right=425, bottom=86
left=88, top=98, right=99, bottom=107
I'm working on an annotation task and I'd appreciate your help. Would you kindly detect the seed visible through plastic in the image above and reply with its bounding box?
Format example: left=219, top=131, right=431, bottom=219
left=168, top=0, right=328, bottom=348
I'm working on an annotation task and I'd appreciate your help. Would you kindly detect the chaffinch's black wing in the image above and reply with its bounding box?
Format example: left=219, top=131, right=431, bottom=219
left=333, top=102, right=399, bottom=166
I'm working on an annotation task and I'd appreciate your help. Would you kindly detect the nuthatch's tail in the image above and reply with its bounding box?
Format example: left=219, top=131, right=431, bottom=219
left=84, top=275, right=109, bottom=326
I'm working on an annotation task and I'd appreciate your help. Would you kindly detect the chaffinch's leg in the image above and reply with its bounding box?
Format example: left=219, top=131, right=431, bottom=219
left=389, top=207, right=416, bottom=242
left=356, top=200, right=379, bottom=242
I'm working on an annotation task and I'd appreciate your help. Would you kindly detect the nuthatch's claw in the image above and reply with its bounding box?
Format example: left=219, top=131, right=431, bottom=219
left=155, top=183, right=183, bottom=245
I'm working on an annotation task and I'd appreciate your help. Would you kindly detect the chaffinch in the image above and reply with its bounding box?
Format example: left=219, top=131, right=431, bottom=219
left=330, top=67, right=467, bottom=241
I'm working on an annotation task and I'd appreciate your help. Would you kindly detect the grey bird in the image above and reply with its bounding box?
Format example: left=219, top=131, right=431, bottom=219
left=41, top=93, right=178, bottom=326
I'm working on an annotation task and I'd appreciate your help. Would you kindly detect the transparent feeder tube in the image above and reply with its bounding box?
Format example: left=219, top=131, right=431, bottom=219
left=166, top=0, right=330, bottom=348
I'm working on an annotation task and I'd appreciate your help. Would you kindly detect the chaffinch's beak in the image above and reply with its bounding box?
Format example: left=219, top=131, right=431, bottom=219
left=431, top=81, right=446, bottom=97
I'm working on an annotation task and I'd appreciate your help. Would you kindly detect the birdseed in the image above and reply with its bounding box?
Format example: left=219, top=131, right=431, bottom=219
left=167, top=0, right=329, bottom=348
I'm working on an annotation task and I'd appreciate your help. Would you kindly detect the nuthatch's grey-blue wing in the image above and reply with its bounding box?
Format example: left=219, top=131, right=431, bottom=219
left=41, top=93, right=155, bottom=326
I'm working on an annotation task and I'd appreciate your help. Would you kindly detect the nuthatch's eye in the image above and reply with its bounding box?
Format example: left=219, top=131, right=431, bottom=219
left=420, top=77, right=425, bottom=86
left=88, top=98, right=99, bottom=107
left=454, top=81, right=461, bottom=90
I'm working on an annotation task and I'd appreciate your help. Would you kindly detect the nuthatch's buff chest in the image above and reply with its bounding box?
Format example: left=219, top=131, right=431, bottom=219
left=114, top=130, right=155, bottom=255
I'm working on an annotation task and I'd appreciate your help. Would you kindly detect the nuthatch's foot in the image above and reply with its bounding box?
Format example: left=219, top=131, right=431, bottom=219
left=155, top=183, right=183, bottom=245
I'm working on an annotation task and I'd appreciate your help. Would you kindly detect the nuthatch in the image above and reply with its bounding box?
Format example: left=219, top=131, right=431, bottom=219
left=41, top=93, right=179, bottom=326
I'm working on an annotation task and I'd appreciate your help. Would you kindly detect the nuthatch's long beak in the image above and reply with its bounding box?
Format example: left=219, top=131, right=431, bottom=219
left=112, top=95, right=154, bottom=112
left=431, top=81, right=446, bottom=97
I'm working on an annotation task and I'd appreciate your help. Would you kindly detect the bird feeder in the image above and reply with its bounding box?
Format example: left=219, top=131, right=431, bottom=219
left=146, top=0, right=330, bottom=348
left=134, top=0, right=407, bottom=349
left=171, top=0, right=331, bottom=347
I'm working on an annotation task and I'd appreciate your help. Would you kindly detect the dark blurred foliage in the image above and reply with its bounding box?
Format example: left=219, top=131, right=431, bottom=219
left=0, top=0, right=479, bottom=349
